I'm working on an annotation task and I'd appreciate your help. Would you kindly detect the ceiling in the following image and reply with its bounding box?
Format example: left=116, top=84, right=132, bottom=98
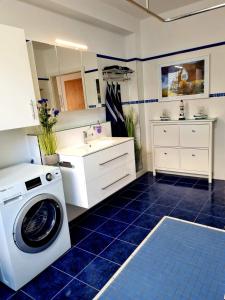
left=101, top=0, right=204, bottom=19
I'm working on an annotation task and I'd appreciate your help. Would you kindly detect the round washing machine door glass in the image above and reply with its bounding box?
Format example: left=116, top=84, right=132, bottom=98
left=13, top=194, right=64, bottom=253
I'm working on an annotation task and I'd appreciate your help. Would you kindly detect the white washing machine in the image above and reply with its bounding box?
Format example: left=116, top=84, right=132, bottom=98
left=0, top=163, right=71, bottom=291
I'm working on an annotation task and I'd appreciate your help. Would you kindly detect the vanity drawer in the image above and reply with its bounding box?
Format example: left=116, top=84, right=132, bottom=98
left=180, top=149, right=208, bottom=173
left=83, top=140, right=135, bottom=181
left=153, top=125, right=179, bottom=147
left=154, top=148, right=179, bottom=170
left=180, top=125, right=209, bottom=148
left=86, top=161, right=136, bottom=208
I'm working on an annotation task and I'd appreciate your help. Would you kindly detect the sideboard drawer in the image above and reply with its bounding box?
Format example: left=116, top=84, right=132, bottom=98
left=154, top=148, right=179, bottom=170
left=153, top=125, right=179, bottom=147
left=180, top=125, right=209, bottom=148
left=180, top=149, right=208, bottom=173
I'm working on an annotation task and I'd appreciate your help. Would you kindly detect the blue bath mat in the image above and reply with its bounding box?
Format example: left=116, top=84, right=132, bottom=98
left=95, top=217, right=225, bottom=300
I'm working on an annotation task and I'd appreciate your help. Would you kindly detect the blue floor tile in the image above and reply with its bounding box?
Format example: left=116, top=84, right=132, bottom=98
left=178, top=176, right=199, bottom=184
left=133, top=214, right=160, bottom=230
left=77, top=257, right=119, bottom=290
left=194, top=184, right=211, bottom=191
left=195, top=213, right=225, bottom=229
left=156, top=179, right=176, bottom=185
left=170, top=208, right=198, bottom=222
left=130, top=182, right=150, bottom=191
left=135, top=191, right=158, bottom=204
left=145, top=204, right=174, bottom=217
left=53, top=279, right=98, bottom=300
left=22, top=266, right=71, bottom=300
left=77, top=232, right=113, bottom=255
left=96, top=219, right=129, bottom=238
left=0, top=282, right=15, bottom=300
left=69, top=226, right=92, bottom=246
left=156, top=194, right=181, bottom=207
left=108, top=196, right=133, bottom=208
left=119, top=189, right=143, bottom=199
left=175, top=181, right=194, bottom=188
left=211, top=191, right=225, bottom=206
left=118, top=225, right=149, bottom=245
left=136, top=176, right=156, bottom=185
left=53, top=247, right=95, bottom=277
left=78, top=214, right=107, bottom=230
left=9, top=291, right=32, bottom=300
left=100, top=239, right=136, bottom=265
left=160, top=175, right=180, bottom=182
left=176, top=199, right=205, bottom=212
left=111, top=208, right=140, bottom=224
left=200, top=202, right=225, bottom=219
left=93, top=205, right=121, bottom=218
left=125, top=200, right=151, bottom=212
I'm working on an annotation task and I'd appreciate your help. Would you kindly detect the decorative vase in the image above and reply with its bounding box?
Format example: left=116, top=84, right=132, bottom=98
left=42, top=153, right=59, bottom=166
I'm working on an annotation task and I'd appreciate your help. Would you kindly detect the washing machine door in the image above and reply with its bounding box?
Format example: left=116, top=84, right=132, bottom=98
left=13, top=193, right=64, bottom=253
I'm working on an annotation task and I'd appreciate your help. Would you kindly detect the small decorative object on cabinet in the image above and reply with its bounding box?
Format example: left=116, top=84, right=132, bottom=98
left=178, top=100, right=185, bottom=120
left=0, top=24, right=39, bottom=131
left=151, top=119, right=216, bottom=183
left=37, top=99, right=60, bottom=165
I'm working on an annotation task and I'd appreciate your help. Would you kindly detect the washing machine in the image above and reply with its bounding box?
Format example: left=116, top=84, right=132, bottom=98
left=0, top=163, right=71, bottom=291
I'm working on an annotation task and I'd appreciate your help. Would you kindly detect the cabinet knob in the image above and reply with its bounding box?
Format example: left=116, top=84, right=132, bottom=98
left=164, top=152, right=167, bottom=155
left=192, top=154, right=196, bottom=157
left=192, top=129, right=196, bottom=133
left=163, top=130, right=167, bottom=133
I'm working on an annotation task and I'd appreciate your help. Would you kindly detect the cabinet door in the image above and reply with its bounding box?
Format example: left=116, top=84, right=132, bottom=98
left=180, top=149, right=208, bottom=173
left=180, top=125, right=209, bottom=148
left=154, top=148, right=179, bottom=170
left=0, top=24, right=39, bottom=131
left=153, top=125, right=179, bottom=146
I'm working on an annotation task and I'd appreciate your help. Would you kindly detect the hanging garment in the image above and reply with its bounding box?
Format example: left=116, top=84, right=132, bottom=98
left=105, top=82, right=128, bottom=137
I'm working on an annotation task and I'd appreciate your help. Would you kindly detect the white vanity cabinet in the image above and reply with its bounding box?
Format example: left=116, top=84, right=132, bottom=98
left=0, top=24, right=39, bottom=131
left=59, top=138, right=136, bottom=208
left=151, top=119, right=216, bottom=183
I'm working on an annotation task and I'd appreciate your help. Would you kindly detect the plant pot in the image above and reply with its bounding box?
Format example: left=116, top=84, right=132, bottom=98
left=42, top=153, right=59, bottom=166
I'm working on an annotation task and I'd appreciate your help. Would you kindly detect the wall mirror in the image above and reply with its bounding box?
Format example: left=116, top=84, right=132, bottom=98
left=29, top=41, right=102, bottom=111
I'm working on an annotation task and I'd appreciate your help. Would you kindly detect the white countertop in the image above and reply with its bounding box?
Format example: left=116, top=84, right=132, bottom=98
left=57, top=137, right=134, bottom=157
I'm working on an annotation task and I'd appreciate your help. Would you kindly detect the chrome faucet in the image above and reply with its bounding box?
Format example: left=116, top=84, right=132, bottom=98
left=83, top=126, right=93, bottom=144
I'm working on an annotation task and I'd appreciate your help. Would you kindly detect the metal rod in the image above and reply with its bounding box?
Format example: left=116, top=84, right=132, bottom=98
left=126, top=0, right=225, bottom=22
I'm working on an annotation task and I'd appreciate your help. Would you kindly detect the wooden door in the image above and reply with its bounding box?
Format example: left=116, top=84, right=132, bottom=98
left=64, top=78, right=85, bottom=111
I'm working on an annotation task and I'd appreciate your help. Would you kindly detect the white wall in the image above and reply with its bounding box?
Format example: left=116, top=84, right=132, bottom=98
left=140, top=9, right=225, bottom=180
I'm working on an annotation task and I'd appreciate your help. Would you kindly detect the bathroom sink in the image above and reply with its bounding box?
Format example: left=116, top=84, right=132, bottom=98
left=57, top=137, right=134, bottom=157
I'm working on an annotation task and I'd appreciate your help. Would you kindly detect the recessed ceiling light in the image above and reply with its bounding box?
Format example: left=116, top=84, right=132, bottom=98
left=55, top=39, right=88, bottom=51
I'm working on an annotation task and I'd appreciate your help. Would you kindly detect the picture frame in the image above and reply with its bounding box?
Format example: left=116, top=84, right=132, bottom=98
left=159, top=56, right=209, bottom=101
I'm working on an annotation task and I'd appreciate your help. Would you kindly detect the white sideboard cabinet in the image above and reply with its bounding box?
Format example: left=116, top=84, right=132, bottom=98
left=0, top=24, right=39, bottom=131
left=151, top=119, right=216, bottom=183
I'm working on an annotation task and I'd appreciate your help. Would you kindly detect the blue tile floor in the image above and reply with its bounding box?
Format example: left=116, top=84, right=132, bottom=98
left=1, top=172, right=225, bottom=300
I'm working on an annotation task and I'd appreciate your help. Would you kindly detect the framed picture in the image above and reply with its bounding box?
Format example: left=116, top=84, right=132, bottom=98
left=159, top=56, right=209, bottom=101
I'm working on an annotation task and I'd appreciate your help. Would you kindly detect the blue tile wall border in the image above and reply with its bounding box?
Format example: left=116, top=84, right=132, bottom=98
left=85, top=69, right=98, bottom=74
left=97, top=40, right=225, bottom=63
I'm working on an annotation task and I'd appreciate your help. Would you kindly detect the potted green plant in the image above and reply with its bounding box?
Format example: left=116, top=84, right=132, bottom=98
left=37, top=99, right=60, bottom=166
left=125, top=107, right=142, bottom=172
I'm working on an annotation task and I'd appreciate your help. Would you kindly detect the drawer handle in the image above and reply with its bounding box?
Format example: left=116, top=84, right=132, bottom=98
left=192, top=130, right=196, bottom=133
left=164, top=152, right=167, bottom=155
left=102, top=174, right=130, bottom=190
left=99, top=153, right=128, bottom=166
left=192, top=154, right=196, bottom=157
left=163, top=130, right=167, bottom=133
